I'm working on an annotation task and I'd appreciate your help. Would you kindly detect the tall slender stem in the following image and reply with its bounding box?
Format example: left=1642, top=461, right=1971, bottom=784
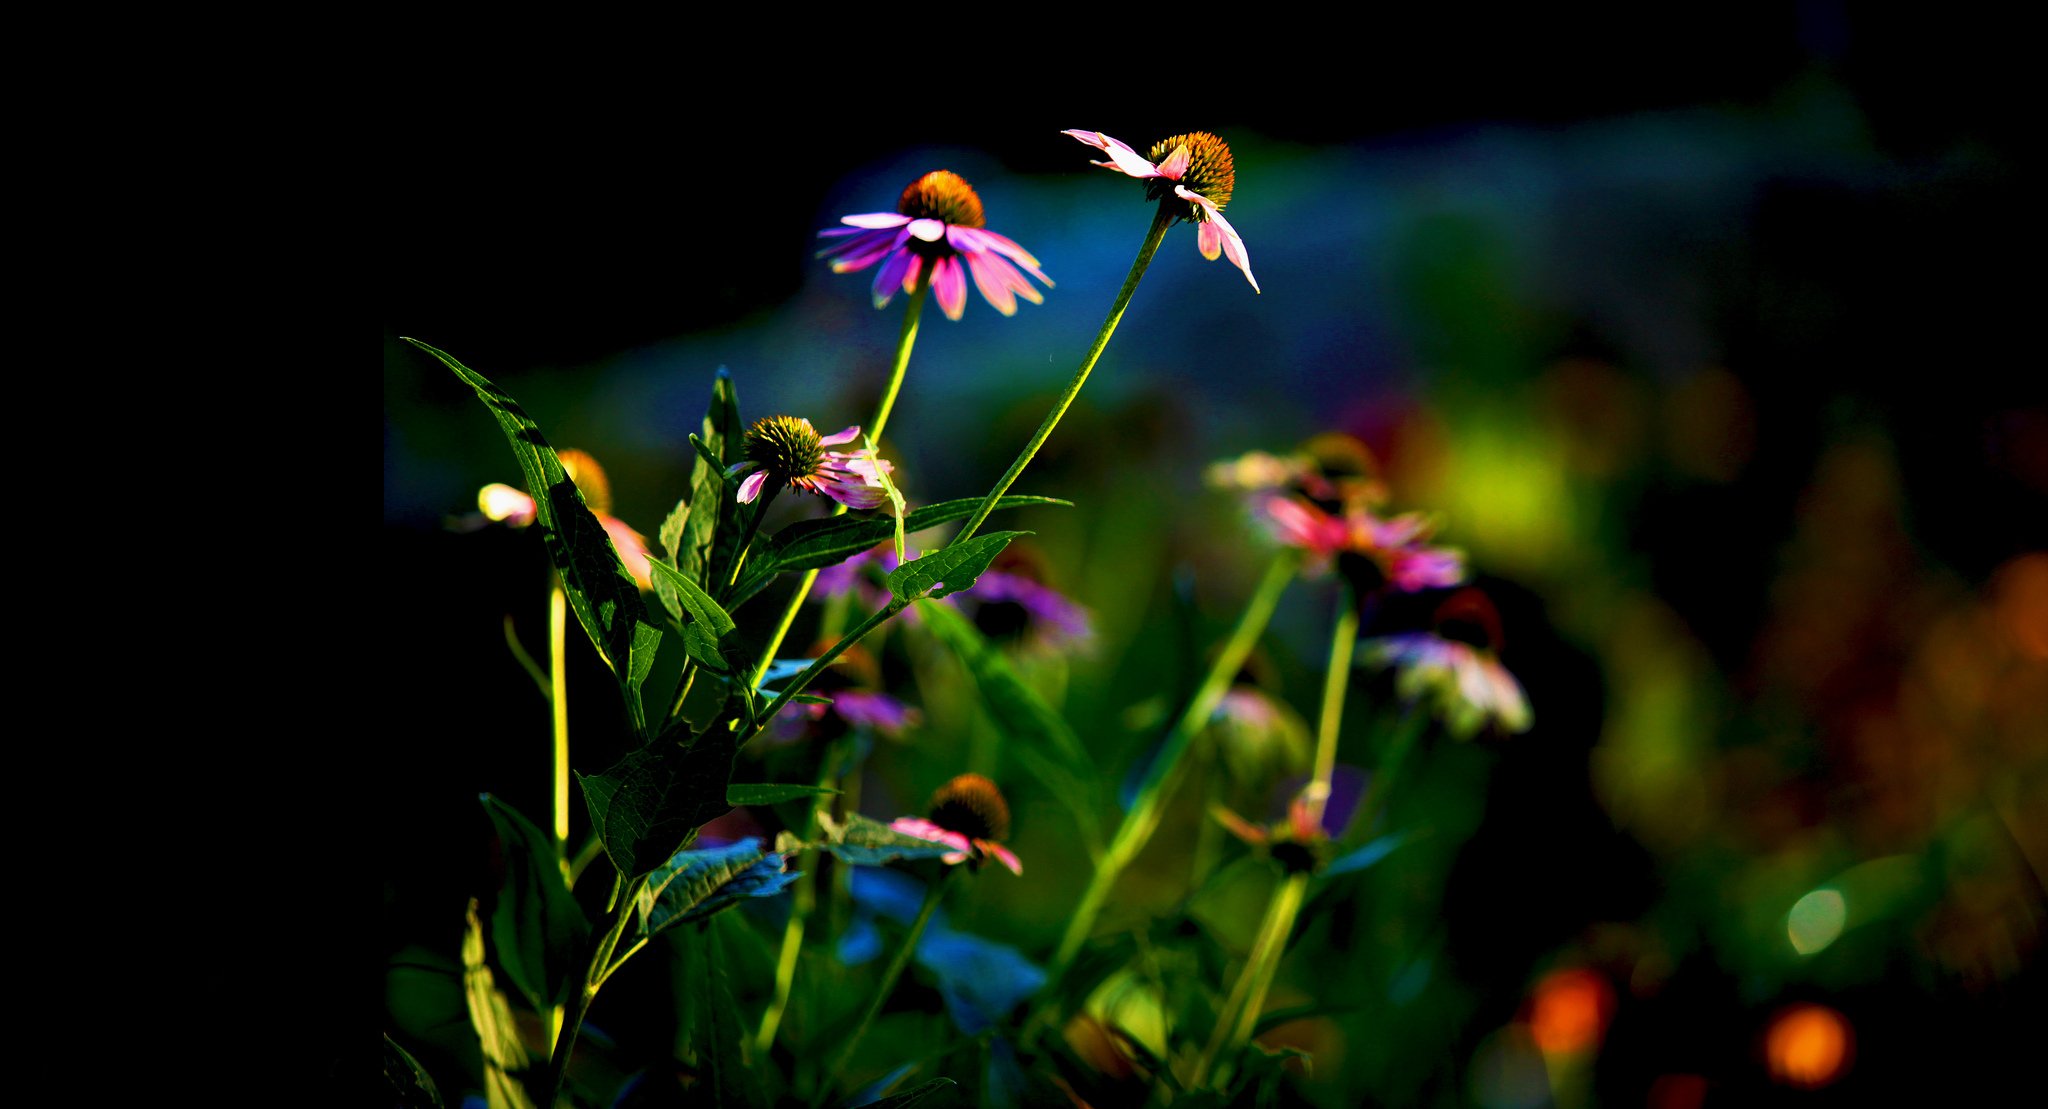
left=816, top=869, right=952, bottom=1104
left=724, top=484, right=780, bottom=593
left=951, top=203, right=1175, bottom=549
left=748, top=279, right=928, bottom=686
left=1192, top=587, right=1357, bottom=1088
left=1041, top=550, right=1299, bottom=995
left=549, top=579, right=571, bottom=853
left=545, top=874, right=640, bottom=1105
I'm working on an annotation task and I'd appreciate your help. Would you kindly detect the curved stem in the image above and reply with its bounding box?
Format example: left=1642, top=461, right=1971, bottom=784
left=816, top=868, right=953, bottom=1104
left=1304, top=588, right=1359, bottom=832
left=951, top=203, right=1175, bottom=549
left=1040, top=550, right=1299, bottom=998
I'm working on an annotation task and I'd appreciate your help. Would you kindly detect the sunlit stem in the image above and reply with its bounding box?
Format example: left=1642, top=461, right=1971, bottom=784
left=550, top=580, right=571, bottom=858
left=1192, top=871, right=1309, bottom=1089
left=748, top=279, right=926, bottom=685
left=754, top=739, right=847, bottom=1055
left=545, top=873, right=641, bottom=1105
left=817, top=867, right=954, bottom=1104
left=1192, top=589, right=1355, bottom=1088
left=950, top=202, right=1175, bottom=549
left=741, top=600, right=904, bottom=747
left=1041, top=550, right=1300, bottom=995
left=725, top=483, right=781, bottom=593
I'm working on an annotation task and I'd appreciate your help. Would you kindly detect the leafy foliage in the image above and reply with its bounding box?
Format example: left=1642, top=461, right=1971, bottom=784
left=636, top=838, right=800, bottom=938
left=816, top=812, right=961, bottom=866
left=461, top=900, right=536, bottom=1109
left=887, top=531, right=1029, bottom=602
left=479, top=795, right=588, bottom=1011
left=577, top=728, right=739, bottom=879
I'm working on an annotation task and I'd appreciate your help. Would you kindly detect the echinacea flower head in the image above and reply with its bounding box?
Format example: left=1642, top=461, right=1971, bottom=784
left=889, top=772, right=1022, bottom=875
left=735, top=415, right=894, bottom=510
left=1210, top=767, right=1368, bottom=874
left=817, top=170, right=1053, bottom=321
left=473, top=449, right=653, bottom=590
left=1207, top=434, right=1388, bottom=511
left=1362, top=588, right=1532, bottom=738
left=957, top=543, right=1094, bottom=655
left=1063, top=128, right=1258, bottom=292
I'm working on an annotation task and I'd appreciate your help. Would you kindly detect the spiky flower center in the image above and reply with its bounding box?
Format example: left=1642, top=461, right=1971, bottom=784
left=897, top=170, right=986, bottom=229
left=927, top=773, right=1010, bottom=842
left=558, top=449, right=612, bottom=516
left=1146, top=131, right=1235, bottom=214
left=745, top=415, right=824, bottom=478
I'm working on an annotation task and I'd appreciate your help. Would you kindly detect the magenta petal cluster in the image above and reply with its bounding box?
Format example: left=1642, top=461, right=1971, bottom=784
left=1256, top=494, right=1465, bottom=590
left=888, top=816, right=1024, bottom=875
left=1364, top=633, right=1532, bottom=737
left=737, top=421, right=895, bottom=511
left=1063, top=129, right=1259, bottom=292
left=817, top=170, right=1052, bottom=320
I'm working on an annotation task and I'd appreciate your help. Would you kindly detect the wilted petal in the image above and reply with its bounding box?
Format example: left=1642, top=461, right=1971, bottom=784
left=737, top=470, right=768, bottom=504
left=981, top=841, right=1023, bottom=876
left=841, top=212, right=913, bottom=229
left=1064, top=129, right=1161, bottom=178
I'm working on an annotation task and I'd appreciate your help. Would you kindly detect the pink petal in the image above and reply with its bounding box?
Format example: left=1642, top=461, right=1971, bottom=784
left=889, top=817, right=972, bottom=855
left=737, top=470, right=767, bottom=503
left=975, top=230, right=1052, bottom=285
left=1156, top=143, right=1191, bottom=181
left=601, top=515, right=653, bottom=590
left=1197, top=220, right=1223, bottom=261
left=983, top=254, right=1044, bottom=305
left=964, top=251, right=1018, bottom=316
left=841, top=212, right=913, bottom=229
left=818, top=425, right=862, bottom=447
left=820, top=479, right=890, bottom=511
left=932, top=254, right=967, bottom=320
left=907, top=218, right=946, bottom=242
left=1190, top=197, right=1259, bottom=293
left=824, top=229, right=910, bottom=273
left=983, top=841, right=1023, bottom=876
left=945, top=225, right=986, bottom=253
left=900, top=253, right=924, bottom=294
left=1063, top=129, right=1161, bottom=178
left=478, top=483, right=537, bottom=525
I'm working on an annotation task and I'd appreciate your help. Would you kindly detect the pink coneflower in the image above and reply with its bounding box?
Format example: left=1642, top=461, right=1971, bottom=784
left=475, top=449, right=653, bottom=590
left=889, top=773, right=1022, bottom=875
left=1210, top=766, right=1368, bottom=873
left=955, top=543, right=1094, bottom=655
left=1361, top=589, right=1532, bottom=738
left=817, top=170, right=1053, bottom=321
left=735, top=416, right=894, bottom=510
left=1253, top=494, right=1466, bottom=591
left=1063, top=129, right=1258, bottom=292
left=1208, top=434, right=1389, bottom=510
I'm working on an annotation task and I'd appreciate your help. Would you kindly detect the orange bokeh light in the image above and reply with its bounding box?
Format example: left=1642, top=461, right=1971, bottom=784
left=1527, top=967, right=1616, bottom=1056
left=1765, top=1004, right=1853, bottom=1088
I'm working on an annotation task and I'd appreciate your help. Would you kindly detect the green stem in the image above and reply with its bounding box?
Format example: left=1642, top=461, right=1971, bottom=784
left=724, top=483, right=781, bottom=594
left=950, top=203, right=1175, bottom=550
left=817, top=868, right=953, bottom=1104
left=741, top=600, right=903, bottom=747
left=549, top=580, right=571, bottom=855
left=545, top=873, right=640, bottom=1104
left=502, top=614, right=551, bottom=703
left=1040, top=550, right=1299, bottom=997
left=747, top=279, right=927, bottom=687
left=1304, top=589, right=1359, bottom=832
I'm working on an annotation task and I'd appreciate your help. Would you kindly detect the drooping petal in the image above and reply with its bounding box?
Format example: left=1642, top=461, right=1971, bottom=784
left=818, top=478, right=891, bottom=511
left=964, top=250, right=1018, bottom=316
left=737, top=470, right=768, bottom=504
left=600, top=515, right=654, bottom=590
left=1062, top=129, right=1162, bottom=178
left=889, top=817, right=973, bottom=864
left=818, top=425, right=862, bottom=447
left=825, top=229, right=911, bottom=274
left=872, top=246, right=915, bottom=308
left=900, top=253, right=924, bottom=294
left=1156, top=143, right=1191, bottom=181
left=932, top=254, right=968, bottom=320
left=982, top=253, right=1044, bottom=306
left=841, top=212, right=914, bottom=229
left=907, top=218, right=947, bottom=242
left=980, top=841, right=1023, bottom=876
left=1206, top=207, right=1260, bottom=293
left=1197, top=219, right=1223, bottom=261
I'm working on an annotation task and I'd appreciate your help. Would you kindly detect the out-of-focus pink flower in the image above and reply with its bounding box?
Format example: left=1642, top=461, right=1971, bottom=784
left=818, top=170, right=1052, bottom=321
left=1255, top=495, right=1466, bottom=591
left=736, top=416, right=894, bottom=511
left=888, top=773, right=1022, bottom=875
left=474, top=449, right=653, bottom=590
left=1063, top=129, right=1257, bottom=292
left=762, top=642, right=921, bottom=747
left=1361, top=589, right=1531, bottom=738
left=1208, top=434, right=1389, bottom=509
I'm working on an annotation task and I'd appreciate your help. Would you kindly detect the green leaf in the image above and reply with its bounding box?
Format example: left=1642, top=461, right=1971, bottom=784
left=771, top=496, right=1070, bottom=574
left=916, top=600, right=1102, bottom=852
left=789, top=693, right=833, bottom=706
left=726, top=783, right=840, bottom=806
left=636, top=840, right=800, bottom=938
left=381, top=1034, right=444, bottom=1109
left=677, top=913, right=764, bottom=1109
left=859, top=1078, right=960, bottom=1108
left=679, top=369, right=745, bottom=590
left=654, top=496, right=692, bottom=624
left=577, top=728, right=739, bottom=879
left=690, top=433, right=729, bottom=480
left=478, top=795, right=589, bottom=1012
left=887, top=531, right=1029, bottom=602
left=646, top=559, right=742, bottom=674
left=461, top=900, right=537, bottom=1109
left=815, top=812, right=961, bottom=866
left=408, top=338, right=657, bottom=737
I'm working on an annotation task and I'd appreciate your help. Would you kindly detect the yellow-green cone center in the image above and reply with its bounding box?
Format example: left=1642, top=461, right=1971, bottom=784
left=1147, top=131, right=1235, bottom=213
left=928, top=772, right=1010, bottom=842
left=897, top=170, right=986, bottom=228
left=745, top=415, right=824, bottom=478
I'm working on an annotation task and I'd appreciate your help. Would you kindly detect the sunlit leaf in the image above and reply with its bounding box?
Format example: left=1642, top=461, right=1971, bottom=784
left=888, top=531, right=1029, bottom=602
left=726, top=499, right=1072, bottom=607
left=816, top=812, right=960, bottom=866
left=479, top=795, right=588, bottom=1012
left=577, top=729, right=739, bottom=879
left=409, top=337, right=658, bottom=737
left=726, top=783, right=840, bottom=806
left=647, top=560, right=742, bottom=674
left=654, top=496, right=692, bottom=624
left=461, top=900, right=536, bottom=1109
left=637, top=838, right=799, bottom=938
left=680, top=369, right=745, bottom=591
left=916, top=600, right=1102, bottom=853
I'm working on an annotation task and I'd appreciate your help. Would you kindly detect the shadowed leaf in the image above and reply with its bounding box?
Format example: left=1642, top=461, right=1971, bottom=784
left=479, top=795, right=588, bottom=1012
left=578, top=728, right=739, bottom=879
left=647, top=560, right=742, bottom=674
left=637, top=839, right=799, bottom=938
left=461, top=900, right=536, bottom=1109
left=726, top=783, right=840, bottom=806
left=816, top=812, right=960, bottom=866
